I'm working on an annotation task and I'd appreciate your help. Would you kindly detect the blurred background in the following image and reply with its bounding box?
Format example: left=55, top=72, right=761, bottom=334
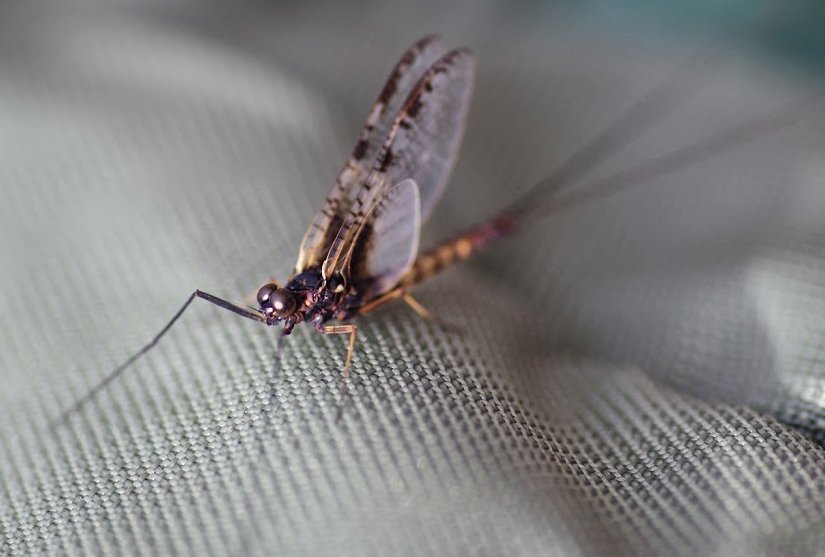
left=2, top=1, right=825, bottom=555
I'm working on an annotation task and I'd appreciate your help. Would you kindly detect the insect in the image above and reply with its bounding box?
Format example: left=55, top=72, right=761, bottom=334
left=59, top=35, right=819, bottom=422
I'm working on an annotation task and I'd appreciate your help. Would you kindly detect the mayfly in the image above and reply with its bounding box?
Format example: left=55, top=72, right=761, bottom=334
left=60, top=35, right=820, bottom=421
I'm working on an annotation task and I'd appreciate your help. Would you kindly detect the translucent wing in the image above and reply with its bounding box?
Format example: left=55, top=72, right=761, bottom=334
left=293, top=35, right=446, bottom=274
left=378, top=48, right=475, bottom=222
left=321, top=48, right=476, bottom=281
left=346, top=179, right=421, bottom=297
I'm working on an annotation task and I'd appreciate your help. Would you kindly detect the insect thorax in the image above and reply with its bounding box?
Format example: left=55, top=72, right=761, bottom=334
left=286, top=269, right=350, bottom=326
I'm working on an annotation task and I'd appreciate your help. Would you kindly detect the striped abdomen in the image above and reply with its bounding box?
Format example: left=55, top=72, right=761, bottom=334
left=399, top=213, right=519, bottom=288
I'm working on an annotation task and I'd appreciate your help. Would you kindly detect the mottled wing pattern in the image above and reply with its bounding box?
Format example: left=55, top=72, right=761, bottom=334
left=321, top=48, right=476, bottom=285
left=293, top=35, right=446, bottom=274
left=345, top=179, right=421, bottom=296
left=378, top=48, right=475, bottom=222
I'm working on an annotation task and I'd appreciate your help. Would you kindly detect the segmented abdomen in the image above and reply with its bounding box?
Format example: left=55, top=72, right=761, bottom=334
left=398, top=213, right=517, bottom=288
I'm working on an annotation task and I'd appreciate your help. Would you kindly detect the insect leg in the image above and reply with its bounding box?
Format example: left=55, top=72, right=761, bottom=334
left=359, top=288, right=454, bottom=330
left=357, top=288, right=406, bottom=314
left=400, top=292, right=441, bottom=323
left=320, top=323, right=358, bottom=420
left=259, top=328, right=290, bottom=424
left=55, top=290, right=265, bottom=426
left=359, top=287, right=437, bottom=319
left=273, top=327, right=287, bottom=373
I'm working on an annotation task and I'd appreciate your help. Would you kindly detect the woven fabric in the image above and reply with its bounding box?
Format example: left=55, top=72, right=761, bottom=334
left=3, top=1, right=825, bottom=555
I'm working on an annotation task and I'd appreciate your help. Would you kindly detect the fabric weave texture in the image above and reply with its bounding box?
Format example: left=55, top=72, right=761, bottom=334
left=2, top=1, right=825, bottom=555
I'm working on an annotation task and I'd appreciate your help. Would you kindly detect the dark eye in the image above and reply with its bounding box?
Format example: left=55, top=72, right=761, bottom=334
left=257, top=282, right=297, bottom=319
left=257, top=283, right=278, bottom=305
left=267, top=289, right=297, bottom=318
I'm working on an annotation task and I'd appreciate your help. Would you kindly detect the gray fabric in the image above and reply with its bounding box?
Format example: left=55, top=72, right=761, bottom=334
left=3, top=1, right=825, bottom=555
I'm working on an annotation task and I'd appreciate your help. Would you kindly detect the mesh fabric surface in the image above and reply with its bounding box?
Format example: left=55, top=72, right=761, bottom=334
left=2, top=2, right=825, bottom=555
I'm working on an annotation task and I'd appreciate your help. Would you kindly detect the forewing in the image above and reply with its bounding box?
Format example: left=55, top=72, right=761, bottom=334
left=321, top=48, right=476, bottom=280
left=293, top=35, right=446, bottom=274
left=376, top=48, right=475, bottom=222
left=354, top=36, right=448, bottom=177
left=347, top=179, right=421, bottom=297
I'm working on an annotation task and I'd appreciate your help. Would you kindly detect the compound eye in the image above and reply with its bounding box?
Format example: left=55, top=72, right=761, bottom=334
left=256, top=283, right=278, bottom=306
left=268, top=289, right=297, bottom=318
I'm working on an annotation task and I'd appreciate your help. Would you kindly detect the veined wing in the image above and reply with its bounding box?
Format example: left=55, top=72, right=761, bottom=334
left=321, top=48, right=476, bottom=283
left=293, top=35, right=447, bottom=274
left=378, top=48, right=475, bottom=222
left=346, top=179, right=421, bottom=297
